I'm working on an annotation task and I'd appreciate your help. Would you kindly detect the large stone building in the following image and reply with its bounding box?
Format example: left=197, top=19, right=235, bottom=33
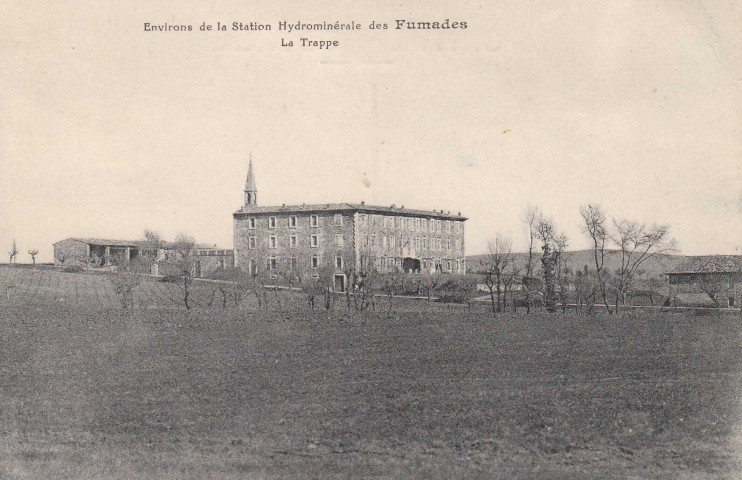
left=668, top=255, right=742, bottom=308
left=233, top=161, right=467, bottom=291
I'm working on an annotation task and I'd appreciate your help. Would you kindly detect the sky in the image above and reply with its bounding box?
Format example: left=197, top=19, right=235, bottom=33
left=1, top=1, right=740, bottom=263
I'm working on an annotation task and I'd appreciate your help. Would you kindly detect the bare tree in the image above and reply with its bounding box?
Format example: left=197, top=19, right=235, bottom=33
left=342, top=264, right=356, bottom=314
left=110, top=250, right=152, bottom=309
left=480, top=236, right=512, bottom=314
left=554, top=234, right=569, bottom=313
left=419, top=271, right=443, bottom=302
left=382, top=269, right=405, bottom=313
left=580, top=204, right=612, bottom=313
left=167, top=233, right=196, bottom=309
left=8, top=239, right=19, bottom=264
left=574, top=265, right=598, bottom=314
left=28, top=249, right=39, bottom=266
left=355, top=247, right=378, bottom=311
left=501, top=262, right=521, bottom=312
left=317, top=265, right=336, bottom=311
left=609, top=219, right=676, bottom=312
left=522, top=206, right=541, bottom=313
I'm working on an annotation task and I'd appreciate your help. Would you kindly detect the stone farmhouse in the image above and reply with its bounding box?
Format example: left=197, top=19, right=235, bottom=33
left=668, top=255, right=742, bottom=307
left=53, top=237, right=233, bottom=278
left=233, top=161, right=467, bottom=292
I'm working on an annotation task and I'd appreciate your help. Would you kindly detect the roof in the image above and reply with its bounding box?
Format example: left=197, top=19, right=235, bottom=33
left=54, top=237, right=223, bottom=250
left=668, top=255, right=742, bottom=274
left=54, top=237, right=146, bottom=248
left=234, top=202, right=467, bottom=220
left=244, top=159, right=256, bottom=192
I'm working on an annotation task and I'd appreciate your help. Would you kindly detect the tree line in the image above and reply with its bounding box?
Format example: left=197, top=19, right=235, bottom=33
left=478, top=204, right=676, bottom=315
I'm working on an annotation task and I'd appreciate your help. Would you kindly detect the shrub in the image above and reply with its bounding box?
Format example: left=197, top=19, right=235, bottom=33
left=62, top=264, right=84, bottom=273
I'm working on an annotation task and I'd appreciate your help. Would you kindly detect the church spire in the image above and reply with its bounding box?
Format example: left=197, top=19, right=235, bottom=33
left=244, top=157, right=257, bottom=208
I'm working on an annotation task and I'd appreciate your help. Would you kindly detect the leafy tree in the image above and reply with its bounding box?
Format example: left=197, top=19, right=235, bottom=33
left=8, top=239, right=19, bottom=263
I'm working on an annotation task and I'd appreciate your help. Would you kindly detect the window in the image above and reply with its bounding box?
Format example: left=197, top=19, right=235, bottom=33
left=267, top=257, right=278, bottom=270
left=456, top=260, right=460, bottom=272
left=310, top=235, right=318, bottom=248
left=730, top=296, right=736, bottom=307
left=447, top=238, right=451, bottom=251
left=248, top=236, right=257, bottom=249
left=382, top=236, right=387, bottom=248
left=310, top=215, right=319, bottom=227
left=447, top=260, right=451, bottom=271
left=371, top=234, right=377, bottom=246
left=248, top=217, right=256, bottom=229
left=249, top=259, right=257, bottom=275
left=415, top=218, right=420, bottom=230
left=311, top=256, right=319, bottom=269
left=290, top=257, right=297, bottom=270
left=268, top=217, right=277, bottom=229
left=289, top=216, right=298, bottom=228
left=290, top=235, right=298, bottom=248
left=334, top=213, right=343, bottom=226
left=363, top=234, right=369, bottom=247
left=390, top=236, right=396, bottom=248
left=336, top=256, right=343, bottom=269
left=269, top=236, right=277, bottom=249
left=335, top=234, right=344, bottom=247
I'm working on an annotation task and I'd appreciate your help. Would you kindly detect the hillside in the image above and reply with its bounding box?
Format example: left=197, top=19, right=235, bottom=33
left=466, top=249, right=685, bottom=278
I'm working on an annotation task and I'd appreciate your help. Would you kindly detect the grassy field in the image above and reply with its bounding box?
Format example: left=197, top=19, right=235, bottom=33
left=1, top=267, right=741, bottom=479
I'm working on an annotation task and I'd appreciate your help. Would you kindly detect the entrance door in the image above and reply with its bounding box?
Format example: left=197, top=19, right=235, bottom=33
left=402, top=257, right=421, bottom=273
left=334, top=274, right=345, bottom=292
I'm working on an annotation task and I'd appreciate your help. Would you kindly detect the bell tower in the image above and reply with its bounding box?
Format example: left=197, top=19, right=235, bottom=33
left=244, top=158, right=257, bottom=208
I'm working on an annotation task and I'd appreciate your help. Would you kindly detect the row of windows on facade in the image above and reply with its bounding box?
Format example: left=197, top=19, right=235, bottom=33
left=246, top=213, right=464, bottom=234
left=250, top=256, right=462, bottom=273
left=194, top=249, right=231, bottom=256
left=358, top=214, right=463, bottom=235
left=254, top=255, right=343, bottom=272
left=246, top=233, right=462, bottom=253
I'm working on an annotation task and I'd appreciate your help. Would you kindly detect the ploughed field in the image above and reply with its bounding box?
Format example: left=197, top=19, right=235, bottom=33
left=1, top=267, right=741, bottom=478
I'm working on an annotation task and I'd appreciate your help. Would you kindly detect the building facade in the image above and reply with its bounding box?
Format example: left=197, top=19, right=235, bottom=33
left=53, top=237, right=234, bottom=278
left=668, top=255, right=742, bottom=308
left=233, top=161, right=467, bottom=291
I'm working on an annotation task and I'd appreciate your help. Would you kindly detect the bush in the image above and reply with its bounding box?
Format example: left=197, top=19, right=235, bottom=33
left=159, top=275, right=181, bottom=283
left=62, top=264, right=84, bottom=273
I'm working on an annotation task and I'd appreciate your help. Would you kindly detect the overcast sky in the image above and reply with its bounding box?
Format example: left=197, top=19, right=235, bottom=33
left=2, top=1, right=740, bottom=262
